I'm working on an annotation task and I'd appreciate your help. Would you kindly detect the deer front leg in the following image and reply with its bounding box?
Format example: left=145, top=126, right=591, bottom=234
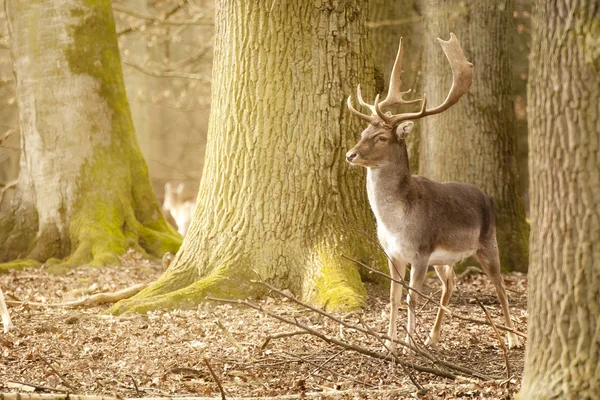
left=404, top=258, right=429, bottom=352
left=426, top=265, right=455, bottom=345
left=385, top=258, right=406, bottom=352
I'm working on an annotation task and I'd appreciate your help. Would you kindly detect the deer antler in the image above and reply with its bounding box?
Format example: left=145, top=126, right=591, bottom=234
left=348, top=33, right=473, bottom=127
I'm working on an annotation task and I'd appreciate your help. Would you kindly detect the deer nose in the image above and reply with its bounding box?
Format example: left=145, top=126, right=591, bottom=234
left=346, top=151, right=358, bottom=162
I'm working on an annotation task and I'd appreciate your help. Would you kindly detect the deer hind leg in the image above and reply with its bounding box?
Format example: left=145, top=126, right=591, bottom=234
left=385, top=258, right=406, bottom=352
left=404, top=258, right=429, bottom=351
left=476, top=247, right=521, bottom=348
left=426, top=264, right=455, bottom=346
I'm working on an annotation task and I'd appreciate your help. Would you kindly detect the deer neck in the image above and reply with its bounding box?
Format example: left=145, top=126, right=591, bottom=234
left=366, top=145, right=413, bottom=221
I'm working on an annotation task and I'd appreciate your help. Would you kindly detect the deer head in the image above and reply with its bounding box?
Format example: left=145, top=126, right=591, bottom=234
left=346, top=33, right=473, bottom=169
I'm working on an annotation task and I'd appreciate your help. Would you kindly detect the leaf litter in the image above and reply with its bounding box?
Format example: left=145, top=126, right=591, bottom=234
left=0, top=250, right=527, bottom=399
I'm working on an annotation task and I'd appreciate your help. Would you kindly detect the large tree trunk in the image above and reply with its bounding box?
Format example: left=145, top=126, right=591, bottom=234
left=368, top=0, right=423, bottom=172
left=419, top=0, right=529, bottom=272
left=110, top=0, right=384, bottom=314
left=520, top=1, right=600, bottom=398
left=0, top=0, right=180, bottom=271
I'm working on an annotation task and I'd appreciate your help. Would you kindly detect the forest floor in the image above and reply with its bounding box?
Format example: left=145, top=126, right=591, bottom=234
left=0, top=250, right=528, bottom=399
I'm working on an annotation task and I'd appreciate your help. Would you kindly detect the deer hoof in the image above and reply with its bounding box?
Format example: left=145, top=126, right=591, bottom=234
left=508, top=333, right=522, bottom=349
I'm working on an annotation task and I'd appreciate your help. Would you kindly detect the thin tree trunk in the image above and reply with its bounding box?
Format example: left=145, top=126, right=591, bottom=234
left=419, top=0, right=529, bottom=272
left=368, top=0, right=423, bottom=171
left=110, top=0, right=384, bottom=315
left=0, top=0, right=180, bottom=270
left=520, top=1, right=600, bottom=397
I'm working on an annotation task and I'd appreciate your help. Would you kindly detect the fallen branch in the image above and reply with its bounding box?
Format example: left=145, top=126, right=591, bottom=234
left=5, top=381, right=69, bottom=393
left=202, top=357, right=226, bottom=400
left=5, top=284, right=147, bottom=308
left=281, top=350, right=375, bottom=388
left=475, top=299, right=511, bottom=380
left=260, top=330, right=309, bottom=350
left=206, top=296, right=456, bottom=380
left=37, top=355, right=76, bottom=392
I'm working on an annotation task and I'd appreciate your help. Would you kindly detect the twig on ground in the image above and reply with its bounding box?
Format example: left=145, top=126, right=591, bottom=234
left=260, top=330, right=309, bottom=350
left=214, top=319, right=244, bottom=353
left=359, top=317, right=423, bottom=391
left=281, top=351, right=374, bottom=388
left=37, top=355, right=76, bottom=392
left=5, top=284, right=147, bottom=308
left=6, top=380, right=70, bottom=393
left=203, top=357, right=226, bottom=400
left=127, top=375, right=141, bottom=397
left=206, top=296, right=456, bottom=380
left=475, top=298, right=512, bottom=380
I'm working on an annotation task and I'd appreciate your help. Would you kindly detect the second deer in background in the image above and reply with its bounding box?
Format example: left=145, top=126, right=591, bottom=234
left=162, top=182, right=196, bottom=237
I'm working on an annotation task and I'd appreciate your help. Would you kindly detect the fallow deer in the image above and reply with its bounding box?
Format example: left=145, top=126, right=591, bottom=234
left=162, top=182, right=195, bottom=237
left=0, top=287, right=14, bottom=333
left=346, top=34, right=520, bottom=351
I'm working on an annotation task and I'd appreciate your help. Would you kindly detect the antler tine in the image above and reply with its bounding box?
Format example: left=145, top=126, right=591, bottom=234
left=347, top=93, right=377, bottom=124
left=356, top=84, right=376, bottom=114
left=378, top=38, right=421, bottom=110
left=384, top=33, right=473, bottom=126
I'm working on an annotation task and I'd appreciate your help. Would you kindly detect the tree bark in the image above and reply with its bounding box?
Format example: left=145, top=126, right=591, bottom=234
left=110, top=0, right=384, bottom=315
left=520, top=1, right=600, bottom=398
left=368, top=0, right=423, bottom=172
left=0, top=0, right=180, bottom=271
left=419, top=0, right=529, bottom=272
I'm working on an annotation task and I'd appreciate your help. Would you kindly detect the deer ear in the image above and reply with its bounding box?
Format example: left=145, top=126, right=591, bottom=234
left=395, top=121, right=414, bottom=140
left=165, top=182, right=172, bottom=191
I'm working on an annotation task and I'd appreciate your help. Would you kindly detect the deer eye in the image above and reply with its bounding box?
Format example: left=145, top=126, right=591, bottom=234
left=378, top=136, right=388, bottom=143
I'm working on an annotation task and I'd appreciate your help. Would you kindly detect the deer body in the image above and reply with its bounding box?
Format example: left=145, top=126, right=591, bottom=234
left=346, top=34, right=520, bottom=351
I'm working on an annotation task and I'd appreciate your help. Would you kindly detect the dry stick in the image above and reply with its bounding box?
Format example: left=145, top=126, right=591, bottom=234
left=260, top=330, right=309, bottom=350
left=5, top=284, right=147, bottom=308
left=6, top=380, right=69, bottom=393
left=252, top=280, right=493, bottom=380
left=37, top=355, right=76, bottom=392
left=214, top=319, right=244, bottom=353
left=344, top=255, right=527, bottom=338
left=202, top=357, right=226, bottom=400
left=281, top=350, right=375, bottom=388
left=306, top=349, right=344, bottom=378
left=359, top=317, right=423, bottom=391
left=475, top=299, right=511, bottom=380
left=127, top=375, right=141, bottom=397
left=206, top=296, right=456, bottom=380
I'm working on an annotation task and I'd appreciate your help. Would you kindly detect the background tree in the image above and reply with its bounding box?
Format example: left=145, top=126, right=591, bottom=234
left=368, top=0, right=423, bottom=171
left=0, top=0, right=180, bottom=270
left=419, top=0, right=529, bottom=272
left=111, top=0, right=383, bottom=314
left=520, top=0, right=599, bottom=397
